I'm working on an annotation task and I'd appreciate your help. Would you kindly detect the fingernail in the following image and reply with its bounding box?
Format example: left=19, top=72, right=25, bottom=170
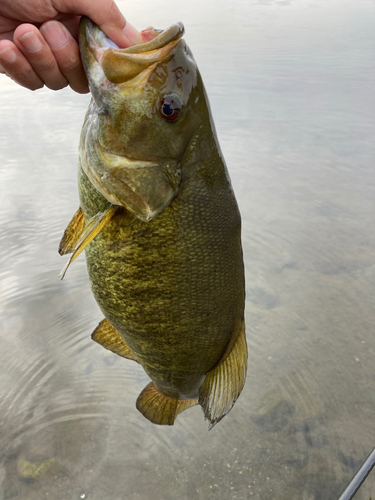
left=19, top=31, right=43, bottom=53
left=0, top=46, right=17, bottom=64
left=123, top=23, right=142, bottom=46
left=41, top=22, right=68, bottom=50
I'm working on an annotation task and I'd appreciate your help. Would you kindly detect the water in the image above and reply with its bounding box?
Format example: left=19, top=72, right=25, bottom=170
left=0, top=0, right=374, bottom=498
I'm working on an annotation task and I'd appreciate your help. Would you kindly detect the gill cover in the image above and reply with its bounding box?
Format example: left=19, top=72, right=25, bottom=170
left=79, top=17, right=200, bottom=222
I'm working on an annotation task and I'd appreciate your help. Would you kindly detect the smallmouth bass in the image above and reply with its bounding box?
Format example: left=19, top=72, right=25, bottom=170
left=59, top=17, right=247, bottom=429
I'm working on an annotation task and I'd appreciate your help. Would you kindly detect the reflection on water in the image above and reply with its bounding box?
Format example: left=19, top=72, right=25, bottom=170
left=0, top=0, right=374, bottom=498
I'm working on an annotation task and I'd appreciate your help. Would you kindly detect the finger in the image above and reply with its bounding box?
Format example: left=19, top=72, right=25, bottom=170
left=122, top=22, right=142, bottom=47
left=0, top=39, right=44, bottom=90
left=13, top=24, right=69, bottom=91
left=47, top=14, right=81, bottom=40
left=54, top=12, right=141, bottom=47
left=40, top=21, right=88, bottom=94
left=57, top=16, right=81, bottom=41
left=52, top=0, right=142, bottom=47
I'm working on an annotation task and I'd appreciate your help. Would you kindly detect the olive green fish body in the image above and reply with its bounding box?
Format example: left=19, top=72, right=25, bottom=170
left=60, top=18, right=247, bottom=427
left=79, top=130, right=244, bottom=399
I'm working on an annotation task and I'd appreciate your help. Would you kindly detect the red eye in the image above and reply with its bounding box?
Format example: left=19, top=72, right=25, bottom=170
left=160, top=94, right=183, bottom=122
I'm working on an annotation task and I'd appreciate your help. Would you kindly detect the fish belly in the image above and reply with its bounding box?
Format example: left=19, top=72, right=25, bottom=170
left=78, top=162, right=245, bottom=398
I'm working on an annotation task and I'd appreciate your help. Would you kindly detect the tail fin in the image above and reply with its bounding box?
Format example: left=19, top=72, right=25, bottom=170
left=199, top=321, right=247, bottom=430
left=136, top=382, right=198, bottom=426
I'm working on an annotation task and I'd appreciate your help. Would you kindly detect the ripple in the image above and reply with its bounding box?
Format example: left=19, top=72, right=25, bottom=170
left=1, top=1, right=375, bottom=498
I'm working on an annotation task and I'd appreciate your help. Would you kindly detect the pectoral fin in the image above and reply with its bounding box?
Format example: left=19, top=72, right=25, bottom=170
left=199, top=321, right=247, bottom=430
left=136, top=382, right=198, bottom=426
left=92, top=319, right=139, bottom=363
left=59, top=207, right=86, bottom=255
left=59, top=204, right=119, bottom=279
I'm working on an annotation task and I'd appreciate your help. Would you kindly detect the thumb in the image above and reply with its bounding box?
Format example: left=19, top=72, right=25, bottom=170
left=52, top=0, right=142, bottom=47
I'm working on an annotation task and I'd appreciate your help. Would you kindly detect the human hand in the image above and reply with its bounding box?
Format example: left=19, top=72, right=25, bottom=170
left=0, top=0, right=141, bottom=93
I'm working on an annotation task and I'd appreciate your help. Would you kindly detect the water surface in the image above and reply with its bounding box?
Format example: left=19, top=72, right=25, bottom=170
left=0, top=1, right=374, bottom=499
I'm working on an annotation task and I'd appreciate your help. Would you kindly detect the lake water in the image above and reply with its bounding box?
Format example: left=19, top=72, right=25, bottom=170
left=0, top=0, right=374, bottom=499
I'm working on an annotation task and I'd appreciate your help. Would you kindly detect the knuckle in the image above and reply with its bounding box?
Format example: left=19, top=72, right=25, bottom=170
left=70, top=80, right=89, bottom=94
left=30, top=82, right=44, bottom=91
left=9, top=64, right=44, bottom=90
left=107, top=0, right=126, bottom=27
left=61, top=57, right=82, bottom=74
left=73, top=85, right=89, bottom=95
left=108, top=0, right=119, bottom=16
left=36, top=57, right=57, bottom=74
left=47, top=79, right=68, bottom=91
left=15, top=65, right=37, bottom=82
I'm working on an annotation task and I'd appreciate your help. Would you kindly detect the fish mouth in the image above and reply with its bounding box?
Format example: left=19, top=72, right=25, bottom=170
left=79, top=17, right=184, bottom=85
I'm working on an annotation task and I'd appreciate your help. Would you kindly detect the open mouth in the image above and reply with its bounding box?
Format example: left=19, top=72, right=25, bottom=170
left=80, top=18, right=185, bottom=84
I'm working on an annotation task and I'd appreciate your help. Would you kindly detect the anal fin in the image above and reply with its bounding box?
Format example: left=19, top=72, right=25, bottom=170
left=92, top=319, right=139, bottom=363
left=59, top=207, right=85, bottom=255
left=199, top=321, right=247, bottom=430
left=136, top=382, right=198, bottom=426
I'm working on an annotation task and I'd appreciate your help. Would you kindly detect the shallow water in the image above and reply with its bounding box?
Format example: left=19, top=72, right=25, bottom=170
left=0, top=0, right=374, bottom=499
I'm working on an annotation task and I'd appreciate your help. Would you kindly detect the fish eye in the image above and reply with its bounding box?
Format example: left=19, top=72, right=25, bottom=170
left=160, top=94, right=183, bottom=122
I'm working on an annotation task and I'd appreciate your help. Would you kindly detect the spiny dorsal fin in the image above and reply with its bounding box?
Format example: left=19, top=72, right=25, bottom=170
left=92, top=319, right=139, bottom=363
left=59, top=205, right=119, bottom=280
left=136, top=382, right=198, bottom=426
left=199, top=321, right=247, bottom=430
left=59, top=207, right=86, bottom=256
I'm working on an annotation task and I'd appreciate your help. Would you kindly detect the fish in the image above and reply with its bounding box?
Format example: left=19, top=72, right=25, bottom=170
left=59, top=17, right=247, bottom=429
